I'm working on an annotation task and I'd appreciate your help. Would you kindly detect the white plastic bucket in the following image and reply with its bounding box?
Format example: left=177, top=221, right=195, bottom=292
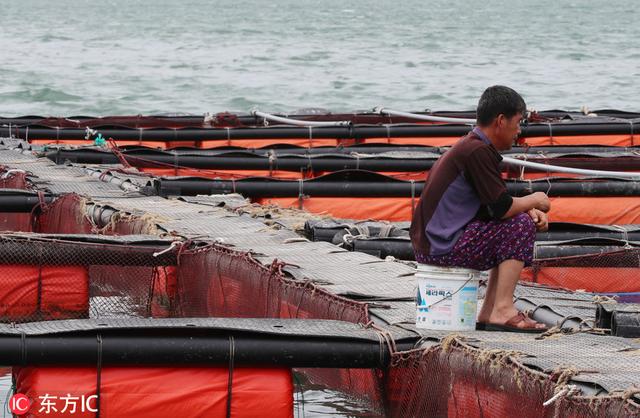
left=415, top=264, right=480, bottom=331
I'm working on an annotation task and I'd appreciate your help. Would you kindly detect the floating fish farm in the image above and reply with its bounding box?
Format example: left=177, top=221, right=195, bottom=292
left=0, top=108, right=638, bottom=417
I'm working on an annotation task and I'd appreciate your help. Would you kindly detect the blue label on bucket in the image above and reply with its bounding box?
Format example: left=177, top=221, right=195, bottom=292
left=458, top=286, right=478, bottom=323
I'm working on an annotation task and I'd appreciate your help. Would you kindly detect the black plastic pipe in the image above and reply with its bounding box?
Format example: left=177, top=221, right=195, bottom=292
left=536, top=231, right=640, bottom=241
left=0, top=239, right=177, bottom=266
left=153, top=176, right=640, bottom=198
left=309, top=223, right=640, bottom=244
left=0, top=191, right=55, bottom=212
left=351, top=239, right=415, bottom=260
left=0, top=332, right=404, bottom=368
left=534, top=245, right=631, bottom=259
left=46, top=148, right=640, bottom=173
left=513, top=299, right=587, bottom=330
left=45, top=146, right=640, bottom=163
left=325, top=235, right=633, bottom=262
left=611, top=311, right=640, bottom=338
left=7, top=121, right=640, bottom=142
left=507, top=181, right=640, bottom=197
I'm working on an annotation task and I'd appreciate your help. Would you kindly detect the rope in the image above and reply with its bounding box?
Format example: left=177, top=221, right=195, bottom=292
left=363, top=320, right=398, bottom=365
left=147, top=267, right=159, bottom=316
left=226, top=127, right=231, bottom=146
left=354, top=224, right=370, bottom=237
left=385, top=124, right=391, bottom=144
left=592, top=294, right=617, bottom=304
left=107, top=138, right=133, bottom=169
left=378, top=223, right=393, bottom=238
left=114, top=149, right=244, bottom=179
left=519, top=153, right=527, bottom=180
left=297, top=179, right=304, bottom=209
left=610, top=224, right=632, bottom=249
left=629, top=120, right=635, bottom=146
left=0, top=169, right=26, bottom=179
left=308, top=126, right=313, bottom=148
left=29, top=191, right=50, bottom=232
left=95, top=334, right=103, bottom=418
left=268, top=150, right=276, bottom=176
left=620, top=386, right=640, bottom=401
left=152, top=240, right=182, bottom=257
left=341, top=230, right=367, bottom=246
left=226, top=336, right=235, bottom=418
left=548, top=123, right=554, bottom=145
left=543, top=384, right=580, bottom=406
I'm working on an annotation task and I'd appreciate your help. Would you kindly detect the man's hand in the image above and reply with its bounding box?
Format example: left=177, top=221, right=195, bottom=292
left=530, top=192, right=551, bottom=213
left=527, top=208, right=549, bottom=232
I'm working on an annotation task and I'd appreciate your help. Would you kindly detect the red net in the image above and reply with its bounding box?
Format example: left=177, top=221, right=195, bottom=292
left=522, top=248, right=640, bottom=293
left=384, top=338, right=639, bottom=417
left=0, top=235, right=177, bottom=322
left=0, top=170, right=34, bottom=232
left=175, top=244, right=368, bottom=323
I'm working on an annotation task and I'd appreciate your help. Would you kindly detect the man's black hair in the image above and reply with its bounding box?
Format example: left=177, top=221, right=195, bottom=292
left=476, top=85, right=526, bottom=126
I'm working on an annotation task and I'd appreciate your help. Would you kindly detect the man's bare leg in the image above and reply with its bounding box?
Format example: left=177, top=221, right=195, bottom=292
left=488, top=259, right=522, bottom=323
left=477, top=267, right=498, bottom=323
left=477, top=259, right=545, bottom=329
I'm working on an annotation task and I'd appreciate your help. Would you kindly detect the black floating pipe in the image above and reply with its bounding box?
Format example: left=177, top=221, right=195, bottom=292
left=536, top=231, right=640, bottom=241
left=8, top=121, right=640, bottom=142
left=153, top=175, right=640, bottom=198
left=48, top=149, right=120, bottom=164
left=328, top=234, right=634, bottom=263
left=310, top=222, right=640, bottom=244
left=0, top=191, right=55, bottom=212
left=595, top=304, right=615, bottom=329
left=351, top=239, right=415, bottom=260
left=45, top=148, right=640, bottom=173
left=154, top=178, right=419, bottom=197
left=611, top=311, right=640, bottom=338
left=0, top=238, right=177, bottom=266
left=513, top=299, right=586, bottom=330
left=507, top=181, right=640, bottom=197
left=0, top=331, right=400, bottom=368
left=45, top=145, right=640, bottom=163
left=534, top=245, right=633, bottom=259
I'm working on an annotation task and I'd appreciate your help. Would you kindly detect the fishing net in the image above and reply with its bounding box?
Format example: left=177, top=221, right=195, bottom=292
left=0, top=234, right=178, bottom=323
left=522, top=248, right=640, bottom=293
left=384, top=337, right=640, bottom=418
left=0, top=170, right=34, bottom=232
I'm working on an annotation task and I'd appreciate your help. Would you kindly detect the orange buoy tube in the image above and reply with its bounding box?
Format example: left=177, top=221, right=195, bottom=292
left=14, top=366, right=293, bottom=418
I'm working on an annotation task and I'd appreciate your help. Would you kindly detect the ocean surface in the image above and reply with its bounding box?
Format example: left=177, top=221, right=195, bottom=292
left=1, top=0, right=639, bottom=117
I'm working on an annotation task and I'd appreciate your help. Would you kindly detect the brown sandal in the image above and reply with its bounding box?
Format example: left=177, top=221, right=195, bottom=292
left=476, top=312, right=548, bottom=333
